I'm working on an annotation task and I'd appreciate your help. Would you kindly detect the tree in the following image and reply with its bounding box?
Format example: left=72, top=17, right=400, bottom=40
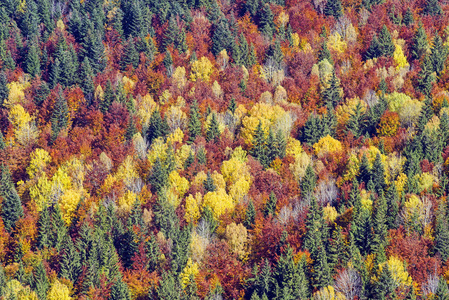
left=110, top=278, right=132, bottom=300
left=37, top=206, right=51, bottom=249
left=251, top=121, right=267, bottom=167
left=50, top=88, right=69, bottom=143
left=121, top=38, right=139, bottom=70
left=371, top=153, right=385, bottom=194
left=49, top=58, right=61, bottom=88
left=301, top=164, right=316, bottom=198
left=322, top=71, right=342, bottom=108
left=417, top=55, right=435, bottom=97
left=212, top=18, right=233, bottom=55
left=378, top=25, right=395, bottom=57
left=0, top=165, right=23, bottom=232
left=147, top=110, right=169, bottom=143
left=162, top=17, right=178, bottom=51
left=265, top=39, right=284, bottom=70
left=435, top=276, right=449, bottom=299
left=206, top=113, right=220, bottom=142
left=435, top=205, right=449, bottom=262
left=244, top=200, right=256, bottom=228
left=430, top=33, right=447, bottom=76
left=346, top=102, right=367, bottom=138
left=411, top=23, right=428, bottom=61
left=0, top=71, right=8, bottom=107
left=204, top=172, right=216, bottom=192
left=370, top=192, right=388, bottom=254
left=264, top=192, right=277, bottom=217
left=259, top=4, right=275, bottom=37
left=358, top=154, right=371, bottom=185
left=403, top=8, right=414, bottom=26
left=32, top=261, right=49, bottom=299
left=324, top=0, right=342, bottom=18
left=80, top=57, right=95, bottom=104
left=60, top=237, right=81, bottom=282
left=26, top=40, right=40, bottom=77
left=385, top=183, right=399, bottom=229
left=176, top=27, right=188, bottom=54
left=424, top=0, right=442, bottom=15
left=318, top=41, right=333, bottom=64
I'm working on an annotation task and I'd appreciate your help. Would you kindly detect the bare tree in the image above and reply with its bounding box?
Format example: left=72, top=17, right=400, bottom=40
left=335, top=268, right=363, bottom=300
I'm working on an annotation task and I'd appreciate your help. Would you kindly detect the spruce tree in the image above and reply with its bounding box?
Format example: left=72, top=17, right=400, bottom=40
left=259, top=4, right=275, bottom=37
left=0, top=265, right=5, bottom=297
left=324, top=0, right=342, bottom=17
left=50, top=88, right=69, bottom=143
left=358, top=153, right=371, bottom=185
left=304, top=197, right=322, bottom=255
left=162, top=17, right=178, bottom=51
left=346, top=101, right=367, bottom=138
left=385, top=183, right=399, bottom=229
left=430, top=33, right=448, bottom=76
left=37, top=206, right=51, bottom=249
left=251, top=121, right=267, bottom=167
left=51, top=204, right=67, bottom=251
left=301, top=164, right=317, bottom=198
left=26, top=40, right=40, bottom=77
left=370, top=192, right=388, bottom=254
left=417, top=55, right=436, bottom=96
left=322, top=71, right=342, bottom=107
left=32, top=261, right=49, bottom=299
left=80, top=57, right=95, bottom=103
left=318, top=41, right=333, bottom=64
left=188, top=101, right=202, bottom=143
left=264, top=192, right=277, bottom=217
left=49, top=58, right=61, bottom=88
left=403, top=8, right=414, bottom=26
left=110, top=278, right=132, bottom=300
left=228, top=97, right=237, bottom=114
left=0, top=165, right=23, bottom=232
left=435, top=205, right=449, bottom=262
left=196, top=146, right=206, bottom=165
left=148, top=158, right=168, bottom=193
left=60, top=237, right=81, bottom=282
left=244, top=200, right=256, bottom=228
left=313, top=243, right=332, bottom=289
left=101, top=80, right=115, bottom=113
left=206, top=113, right=220, bottom=142
left=436, top=276, right=449, bottom=299
left=121, top=38, right=139, bottom=70
left=212, top=18, right=233, bottom=55
left=147, top=110, right=169, bottom=143
left=176, top=27, right=188, bottom=54
left=372, top=153, right=386, bottom=193
left=348, top=178, right=361, bottom=208
left=378, top=25, right=395, bottom=57
left=203, top=172, right=216, bottom=192
left=366, top=34, right=381, bottom=60
left=424, top=0, right=442, bottom=15
left=302, top=113, right=321, bottom=145
left=0, top=71, right=9, bottom=107
left=411, top=23, right=428, bottom=61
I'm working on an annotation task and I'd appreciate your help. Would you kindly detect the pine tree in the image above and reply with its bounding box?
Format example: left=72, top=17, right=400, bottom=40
left=372, top=153, right=386, bottom=194
left=228, top=97, right=237, bottom=114
left=358, top=154, right=371, bottom=185
left=352, top=202, right=372, bottom=255
left=386, top=183, right=399, bottom=229
left=244, top=200, right=256, bottom=228
left=302, top=113, right=321, bottom=145
left=60, top=237, right=81, bottom=282
left=324, top=0, right=342, bottom=18
left=264, top=192, right=277, bottom=217
left=366, top=34, right=382, bottom=60
left=378, top=25, right=395, bottom=57
left=148, top=158, right=168, bottom=193
left=417, top=55, right=436, bottom=97
left=0, top=71, right=8, bottom=107
left=348, top=178, right=361, bottom=208
left=435, top=204, right=449, bottom=262
left=273, top=246, right=298, bottom=297
left=110, top=278, right=132, bottom=300
left=313, top=243, right=332, bottom=289
left=26, top=40, right=40, bottom=77
left=51, top=204, right=67, bottom=251
left=197, top=146, right=206, bottom=165
left=304, top=197, right=322, bottom=255
left=147, top=110, right=169, bottom=143
left=328, top=226, right=344, bottom=273
left=212, top=18, right=233, bottom=55
left=322, top=71, right=342, bottom=107
left=251, top=121, right=267, bottom=167
left=176, top=27, right=188, bottom=53
left=346, top=101, right=367, bottom=138
left=403, top=8, right=414, bottom=26
left=436, top=276, right=449, bottom=299
left=101, top=80, right=115, bottom=113
left=37, top=206, right=51, bottom=249
left=32, top=261, right=49, bottom=299
left=162, top=17, right=178, bottom=51
left=49, top=58, right=61, bottom=88
left=50, top=88, right=69, bottom=143
left=411, top=23, right=428, bottom=61
left=0, top=165, right=23, bottom=232
left=121, top=38, right=139, bottom=70
left=80, top=57, right=95, bottom=104
left=371, top=192, right=388, bottom=254
left=318, top=41, right=333, bottom=64
left=203, top=172, right=216, bottom=192
left=188, top=100, right=202, bottom=142
left=424, top=0, right=442, bottom=15
left=259, top=4, right=275, bottom=37
left=265, top=39, right=284, bottom=69
left=301, top=164, right=316, bottom=198
left=248, top=44, right=257, bottom=66
left=206, top=113, right=220, bottom=142
left=430, top=33, right=448, bottom=76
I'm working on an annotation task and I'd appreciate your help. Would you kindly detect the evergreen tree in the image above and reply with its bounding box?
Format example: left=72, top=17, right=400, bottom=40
left=228, top=97, right=237, bottom=114
left=265, top=39, right=284, bottom=70
left=49, top=58, right=61, bottom=88
left=248, top=44, right=257, bottom=66
left=430, top=33, right=448, bottom=76
left=370, top=192, right=388, bottom=254
left=324, top=0, right=342, bottom=18
left=121, top=38, right=139, bottom=70
left=424, top=0, right=442, bottom=15
left=366, top=34, right=381, bottom=60
left=206, top=113, right=220, bottom=142
left=84, top=30, right=106, bottom=74
left=203, top=172, right=216, bottom=192
left=435, top=205, right=449, bottom=262
left=348, top=178, right=361, bottom=208
left=436, top=276, right=449, bottom=299
left=372, top=153, right=386, bottom=194
left=328, top=226, right=344, bottom=273
left=259, top=4, right=275, bottom=37
left=0, top=71, right=9, bottom=107
left=403, top=8, right=414, bottom=26
left=147, top=110, right=169, bottom=143
left=301, top=164, right=316, bottom=198
left=411, top=23, right=428, bottom=61
left=378, top=25, right=395, bottom=57
left=60, top=237, right=81, bottom=282
left=32, top=261, right=49, bottom=300
left=346, top=101, right=367, bottom=137
left=162, top=17, right=178, bottom=51
left=0, top=131, right=5, bottom=150
left=197, top=146, right=207, bottom=165
left=0, top=165, right=23, bottom=232
left=80, top=57, right=95, bottom=103
left=50, top=88, right=69, bottom=143
left=302, top=113, right=321, bottom=145
left=385, top=183, right=399, bottom=229
left=417, top=55, right=436, bottom=96
left=163, top=50, right=173, bottom=76
left=251, top=121, right=267, bottom=167
left=372, top=264, right=395, bottom=299
left=188, top=101, right=202, bottom=143
left=244, top=200, right=256, bottom=228
left=318, top=41, right=333, bottom=64
left=264, top=191, right=277, bottom=217
left=322, top=71, right=342, bottom=107
left=304, top=197, right=322, bottom=255
left=176, top=27, right=188, bottom=53
left=101, top=80, right=115, bottom=113
left=37, top=207, right=51, bottom=249
left=274, top=246, right=300, bottom=298
left=212, top=18, right=233, bottom=55
left=352, top=202, right=372, bottom=255
left=51, top=204, right=67, bottom=251
left=358, top=154, right=371, bottom=185
left=25, top=40, right=40, bottom=77
left=110, top=278, right=132, bottom=300
left=0, top=265, right=5, bottom=297
left=148, top=158, right=168, bottom=194
left=313, top=243, right=332, bottom=289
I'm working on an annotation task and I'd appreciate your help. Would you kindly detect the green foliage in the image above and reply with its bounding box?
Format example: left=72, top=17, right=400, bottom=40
left=26, top=40, right=40, bottom=77
left=324, top=0, right=342, bottom=18
left=417, top=55, right=436, bottom=96
left=121, top=38, right=139, bottom=70
left=378, top=25, right=395, bottom=57
left=244, top=199, right=256, bottom=228
left=301, top=164, right=316, bottom=198
left=50, top=88, right=69, bottom=143
left=0, top=71, right=8, bottom=107
left=430, top=33, right=448, bottom=76
left=147, top=110, right=169, bottom=143
left=411, top=23, right=428, bottom=61
left=206, top=113, right=220, bottom=142
left=264, top=191, right=277, bottom=217
left=322, top=71, right=342, bottom=108
left=0, top=165, right=23, bottom=232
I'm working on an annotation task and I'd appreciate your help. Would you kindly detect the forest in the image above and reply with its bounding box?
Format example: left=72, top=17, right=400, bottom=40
left=0, top=0, right=449, bottom=298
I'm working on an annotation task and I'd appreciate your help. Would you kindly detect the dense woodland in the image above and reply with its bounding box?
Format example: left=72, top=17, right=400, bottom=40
left=2, top=0, right=449, bottom=298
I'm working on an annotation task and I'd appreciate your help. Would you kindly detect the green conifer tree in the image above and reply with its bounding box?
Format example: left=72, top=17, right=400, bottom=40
left=188, top=101, right=202, bottom=143
left=358, top=154, right=371, bottom=185
left=26, top=40, right=40, bottom=77
left=197, top=147, right=207, bottom=165
left=148, top=158, right=168, bottom=193
left=385, top=183, right=399, bottom=229
left=49, top=58, right=61, bottom=88
left=411, top=23, right=428, bottom=61
left=147, top=110, right=169, bottom=143
left=32, top=261, right=49, bottom=299
left=301, top=164, right=317, bottom=198
left=206, top=113, right=220, bottom=142
left=37, top=207, right=51, bottom=249
left=51, top=204, right=67, bottom=251
left=60, top=236, right=81, bottom=282
left=0, top=72, right=9, bottom=107
left=365, top=34, right=381, bottom=60
left=318, top=41, right=333, bottom=64
left=264, top=191, right=277, bottom=217
left=0, top=165, right=23, bottom=232
left=244, top=200, right=256, bottom=228
left=212, top=18, right=233, bottom=55
left=370, top=192, right=388, bottom=254
left=203, top=172, right=216, bottom=192
left=176, top=27, right=188, bottom=54
left=403, top=8, right=414, bottom=26
left=430, top=33, right=448, bottom=76
left=372, top=153, right=386, bottom=194
left=436, top=276, right=449, bottom=299
left=424, top=0, right=442, bottom=15
left=417, top=55, right=436, bottom=96
left=322, top=71, right=342, bottom=107
left=251, top=121, right=267, bottom=167
left=121, top=38, right=139, bottom=70
left=378, top=25, right=395, bottom=57
left=80, top=57, right=95, bottom=104
left=324, top=0, right=342, bottom=18
left=50, top=88, right=69, bottom=143
left=259, top=4, right=275, bottom=37
left=110, top=278, right=132, bottom=300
